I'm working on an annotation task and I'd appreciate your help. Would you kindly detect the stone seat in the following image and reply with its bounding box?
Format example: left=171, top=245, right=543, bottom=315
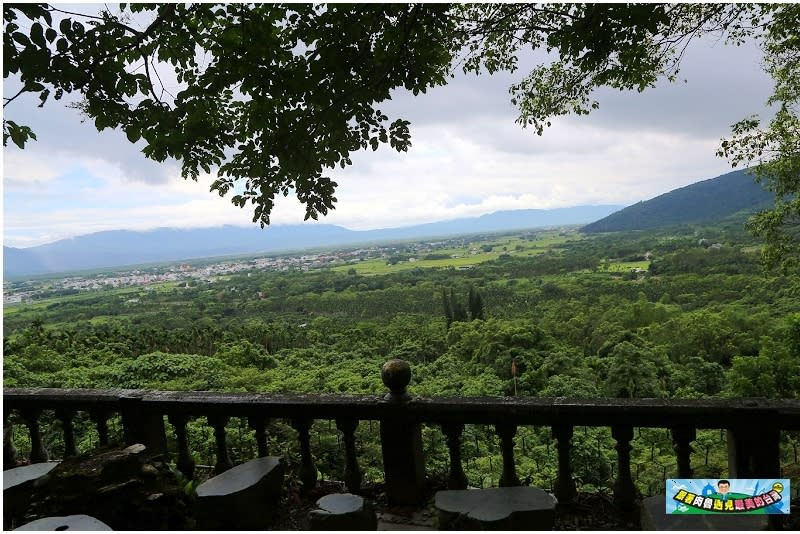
left=14, top=514, right=112, bottom=531
left=194, top=456, right=284, bottom=530
left=435, top=486, right=557, bottom=530
left=3, top=462, right=60, bottom=530
left=309, top=493, right=377, bottom=530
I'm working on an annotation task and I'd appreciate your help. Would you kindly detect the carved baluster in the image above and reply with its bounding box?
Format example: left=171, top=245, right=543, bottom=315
left=21, top=408, right=48, bottom=463
left=670, top=426, right=696, bottom=478
left=336, top=418, right=362, bottom=492
left=248, top=417, right=270, bottom=457
left=612, top=425, right=637, bottom=515
left=207, top=415, right=233, bottom=474
left=4, top=409, right=18, bottom=469
left=291, top=418, right=317, bottom=493
left=380, top=359, right=425, bottom=505
left=55, top=409, right=78, bottom=458
left=553, top=424, right=577, bottom=505
left=496, top=423, right=520, bottom=487
left=168, top=414, right=195, bottom=479
left=441, top=423, right=468, bottom=490
left=89, top=410, right=110, bottom=446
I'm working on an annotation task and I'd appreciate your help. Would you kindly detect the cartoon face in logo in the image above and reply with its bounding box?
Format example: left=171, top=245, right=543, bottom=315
left=772, top=482, right=784, bottom=494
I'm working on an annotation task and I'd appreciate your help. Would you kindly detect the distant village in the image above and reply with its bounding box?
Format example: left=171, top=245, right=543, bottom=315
left=2, top=237, right=481, bottom=305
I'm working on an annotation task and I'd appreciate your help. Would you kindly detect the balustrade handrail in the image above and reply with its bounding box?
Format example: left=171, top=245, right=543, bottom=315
left=4, top=387, right=800, bottom=429
left=4, top=382, right=799, bottom=527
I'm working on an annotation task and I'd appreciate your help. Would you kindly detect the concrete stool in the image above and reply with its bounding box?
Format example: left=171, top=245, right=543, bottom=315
left=3, top=462, right=60, bottom=530
left=194, top=456, right=284, bottom=530
left=435, top=486, right=557, bottom=530
left=14, top=515, right=112, bottom=531
left=309, top=493, right=377, bottom=530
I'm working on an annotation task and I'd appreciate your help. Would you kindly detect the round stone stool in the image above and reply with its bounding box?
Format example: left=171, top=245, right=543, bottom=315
left=14, top=515, right=112, bottom=530
left=309, top=493, right=377, bottom=530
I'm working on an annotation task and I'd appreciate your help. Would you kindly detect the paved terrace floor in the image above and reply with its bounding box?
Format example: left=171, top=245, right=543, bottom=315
left=270, top=480, right=636, bottom=530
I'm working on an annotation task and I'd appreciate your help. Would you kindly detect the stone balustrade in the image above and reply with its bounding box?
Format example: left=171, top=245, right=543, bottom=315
left=4, top=359, right=800, bottom=521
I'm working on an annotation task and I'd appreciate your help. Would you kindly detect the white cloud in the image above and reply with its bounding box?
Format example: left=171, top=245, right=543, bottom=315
left=2, top=16, right=775, bottom=248
left=3, top=150, right=72, bottom=188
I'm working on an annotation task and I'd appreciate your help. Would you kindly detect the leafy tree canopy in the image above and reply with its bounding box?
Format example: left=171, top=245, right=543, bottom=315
left=717, top=4, right=800, bottom=272
left=3, top=3, right=797, bottom=267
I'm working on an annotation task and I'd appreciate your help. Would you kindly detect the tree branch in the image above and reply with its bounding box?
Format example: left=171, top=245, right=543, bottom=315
left=3, top=86, right=27, bottom=108
left=47, top=5, right=107, bottom=22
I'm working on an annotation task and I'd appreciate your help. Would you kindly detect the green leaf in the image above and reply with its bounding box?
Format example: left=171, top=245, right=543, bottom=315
left=37, top=88, right=50, bottom=107
left=5, top=121, right=37, bottom=149
left=30, top=22, right=45, bottom=47
left=125, top=127, right=141, bottom=143
left=12, top=31, right=30, bottom=47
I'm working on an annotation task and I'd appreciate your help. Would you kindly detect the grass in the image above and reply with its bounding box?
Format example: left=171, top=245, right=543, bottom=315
left=330, top=231, right=574, bottom=275
left=603, top=260, right=651, bottom=272
left=2, top=282, right=176, bottom=318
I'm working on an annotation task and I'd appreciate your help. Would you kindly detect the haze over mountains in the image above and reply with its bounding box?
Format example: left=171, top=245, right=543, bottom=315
left=4, top=205, right=620, bottom=278
left=3, top=168, right=772, bottom=278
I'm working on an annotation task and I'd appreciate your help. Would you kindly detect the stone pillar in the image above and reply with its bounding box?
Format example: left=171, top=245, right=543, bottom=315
left=20, top=408, right=48, bottom=464
left=553, top=424, right=577, bottom=505
left=336, top=418, right=362, bottom=493
left=119, top=393, right=167, bottom=454
left=727, top=422, right=780, bottom=478
left=441, top=423, right=468, bottom=490
left=379, top=359, right=426, bottom=505
left=168, top=414, right=195, bottom=480
left=4, top=409, right=18, bottom=469
left=670, top=426, right=695, bottom=479
left=612, top=425, right=637, bottom=519
left=728, top=414, right=784, bottom=530
left=291, top=417, right=317, bottom=493
left=496, top=423, right=520, bottom=487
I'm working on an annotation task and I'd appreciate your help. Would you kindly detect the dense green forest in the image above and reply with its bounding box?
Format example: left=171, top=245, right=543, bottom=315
left=4, top=222, right=800, bottom=496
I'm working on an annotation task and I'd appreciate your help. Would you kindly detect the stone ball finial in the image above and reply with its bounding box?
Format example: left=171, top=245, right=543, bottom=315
left=381, top=359, right=412, bottom=402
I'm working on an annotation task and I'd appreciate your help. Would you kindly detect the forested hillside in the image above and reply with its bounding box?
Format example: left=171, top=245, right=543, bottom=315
left=4, top=224, right=799, bottom=495
left=582, top=169, right=775, bottom=233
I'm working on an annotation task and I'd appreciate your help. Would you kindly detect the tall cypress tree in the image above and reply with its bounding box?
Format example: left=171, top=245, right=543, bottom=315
left=469, top=288, right=485, bottom=321
left=442, top=288, right=453, bottom=328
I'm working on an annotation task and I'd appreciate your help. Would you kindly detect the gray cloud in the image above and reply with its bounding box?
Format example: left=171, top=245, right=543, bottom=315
left=586, top=37, right=773, bottom=137
left=382, top=36, right=772, bottom=147
left=2, top=9, right=778, bottom=246
left=3, top=75, right=177, bottom=186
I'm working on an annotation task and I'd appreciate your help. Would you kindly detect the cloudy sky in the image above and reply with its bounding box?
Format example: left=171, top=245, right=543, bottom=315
left=3, top=7, right=775, bottom=248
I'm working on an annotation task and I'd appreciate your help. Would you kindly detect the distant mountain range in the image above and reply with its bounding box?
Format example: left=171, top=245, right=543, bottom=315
left=3, top=205, right=621, bottom=278
left=581, top=169, right=773, bottom=233
left=3, top=168, right=776, bottom=279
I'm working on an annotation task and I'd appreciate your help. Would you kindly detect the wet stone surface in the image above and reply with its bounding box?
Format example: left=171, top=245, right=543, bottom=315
left=195, top=456, right=285, bottom=530
left=3, top=462, right=60, bottom=491
left=273, top=477, right=639, bottom=530
left=436, top=486, right=557, bottom=530
left=4, top=462, right=62, bottom=530
left=13, top=514, right=112, bottom=531
left=309, top=493, right=378, bottom=530
left=20, top=444, right=192, bottom=531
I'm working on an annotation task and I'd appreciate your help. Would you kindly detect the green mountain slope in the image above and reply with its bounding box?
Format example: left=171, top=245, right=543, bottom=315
left=582, top=169, right=774, bottom=233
